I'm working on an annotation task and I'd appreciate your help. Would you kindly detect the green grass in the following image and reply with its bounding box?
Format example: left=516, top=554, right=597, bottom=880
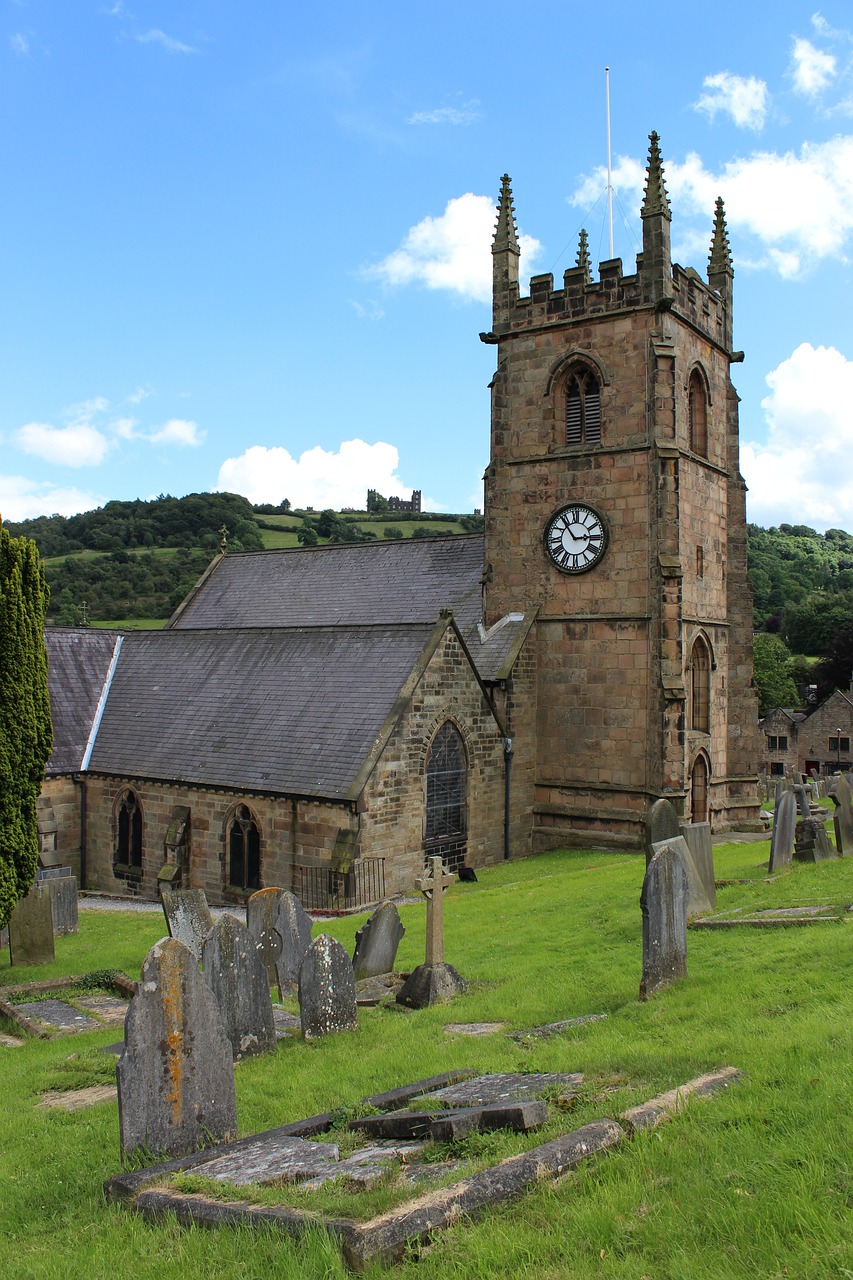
left=90, top=618, right=168, bottom=630
left=2, top=844, right=853, bottom=1278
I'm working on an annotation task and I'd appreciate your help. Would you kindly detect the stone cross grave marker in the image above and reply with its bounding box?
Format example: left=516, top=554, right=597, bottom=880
left=117, top=937, right=237, bottom=1161
left=793, top=785, right=811, bottom=819
left=652, top=835, right=712, bottom=918
left=768, top=790, right=796, bottom=872
left=644, top=798, right=681, bottom=865
left=274, top=891, right=313, bottom=993
left=353, top=901, right=405, bottom=980
left=418, top=855, right=455, bottom=967
left=9, top=884, right=55, bottom=966
left=202, top=914, right=276, bottom=1061
left=247, top=887, right=286, bottom=993
left=396, top=857, right=466, bottom=1008
left=831, top=773, right=853, bottom=856
left=298, top=934, right=358, bottom=1040
left=639, top=843, right=688, bottom=1000
left=160, top=887, right=213, bottom=962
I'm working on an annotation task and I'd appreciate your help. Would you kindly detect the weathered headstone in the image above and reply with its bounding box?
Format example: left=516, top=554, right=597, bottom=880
left=160, top=887, right=213, bottom=961
left=202, top=914, right=276, bottom=1061
left=44, top=873, right=78, bottom=936
left=644, top=798, right=681, bottom=864
left=679, top=821, right=716, bottom=909
left=246, top=886, right=286, bottom=991
left=831, top=773, right=853, bottom=856
left=639, top=844, right=688, bottom=1000
left=9, top=884, right=55, bottom=966
left=768, top=790, right=796, bottom=871
left=794, top=819, right=836, bottom=863
left=793, top=784, right=811, bottom=819
left=652, top=835, right=712, bottom=917
left=353, top=901, right=405, bottom=980
left=274, top=891, right=313, bottom=993
left=397, top=857, right=466, bottom=1008
left=117, top=937, right=237, bottom=1161
left=298, top=934, right=358, bottom=1040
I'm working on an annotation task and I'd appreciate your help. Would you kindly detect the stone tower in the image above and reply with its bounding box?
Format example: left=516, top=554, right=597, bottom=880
left=482, top=134, right=761, bottom=849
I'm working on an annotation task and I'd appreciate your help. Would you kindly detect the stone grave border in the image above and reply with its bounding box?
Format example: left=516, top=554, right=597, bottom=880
left=105, top=1067, right=741, bottom=1270
left=690, top=903, right=850, bottom=929
left=0, top=971, right=135, bottom=1038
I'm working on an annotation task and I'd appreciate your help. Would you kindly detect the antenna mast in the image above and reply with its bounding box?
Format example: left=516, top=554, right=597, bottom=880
left=605, top=66, right=614, bottom=260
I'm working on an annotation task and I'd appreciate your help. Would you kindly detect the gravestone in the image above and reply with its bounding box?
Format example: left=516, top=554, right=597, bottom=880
left=679, top=822, right=716, bottom=908
left=831, top=773, right=853, bottom=856
left=639, top=844, right=688, bottom=1000
left=247, top=887, right=286, bottom=991
left=793, top=785, right=811, bottom=819
left=298, top=934, right=358, bottom=1040
left=396, top=857, right=466, bottom=1009
left=774, top=779, right=785, bottom=803
left=793, top=819, right=836, bottom=863
left=353, top=901, right=405, bottom=980
left=274, top=891, right=313, bottom=993
left=117, top=936, right=237, bottom=1161
left=652, top=835, right=712, bottom=917
left=202, top=914, right=276, bottom=1061
left=644, top=798, right=681, bottom=864
left=46, top=874, right=78, bottom=936
left=9, top=884, right=55, bottom=966
left=768, top=790, right=796, bottom=872
left=160, top=887, right=213, bottom=961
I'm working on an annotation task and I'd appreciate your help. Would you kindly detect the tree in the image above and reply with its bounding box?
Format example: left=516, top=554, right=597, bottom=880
left=752, top=633, right=799, bottom=715
left=0, top=523, right=53, bottom=925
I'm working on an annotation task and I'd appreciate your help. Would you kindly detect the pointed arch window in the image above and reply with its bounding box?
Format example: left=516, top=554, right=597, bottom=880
left=691, top=754, right=709, bottom=823
left=228, top=805, right=261, bottom=891
left=689, top=370, right=708, bottom=457
left=690, top=639, right=711, bottom=734
left=424, top=721, right=468, bottom=869
left=116, top=789, right=143, bottom=868
left=565, top=367, right=601, bottom=447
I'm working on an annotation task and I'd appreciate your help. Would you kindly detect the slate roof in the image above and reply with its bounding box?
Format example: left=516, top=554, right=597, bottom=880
left=167, top=535, right=532, bottom=681
left=86, top=624, right=443, bottom=799
left=45, top=628, right=121, bottom=774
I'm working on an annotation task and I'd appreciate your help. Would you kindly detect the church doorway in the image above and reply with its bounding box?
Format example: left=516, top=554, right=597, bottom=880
left=690, top=755, right=709, bottom=824
left=424, top=720, right=468, bottom=872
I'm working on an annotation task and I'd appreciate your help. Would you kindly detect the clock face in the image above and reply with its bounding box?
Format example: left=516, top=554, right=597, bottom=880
left=544, top=504, right=608, bottom=574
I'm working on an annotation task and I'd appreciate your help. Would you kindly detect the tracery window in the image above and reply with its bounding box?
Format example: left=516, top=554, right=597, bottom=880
left=688, top=370, right=708, bottom=457
left=116, top=790, right=143, bottom=868
left=565, top=367, right=601, bottom=447
left=228, top=804, right=261, bottom=891
left=691, top=754, right=709, bottom=823
left=424, top=721, right=468, bottom=870
left=690, top=639, right=711, bottom=734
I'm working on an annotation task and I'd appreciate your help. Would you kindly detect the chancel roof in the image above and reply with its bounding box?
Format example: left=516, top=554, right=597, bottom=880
left=45, top=628, right=120, bottom=774
left=86, top=624, right=442, bottom=799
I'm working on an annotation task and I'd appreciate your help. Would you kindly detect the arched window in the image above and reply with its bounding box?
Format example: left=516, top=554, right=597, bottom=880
left=228, top=805, right=261, bottom=891
left=424, top=721, right=468, bottom=870
left=691, top=755, right=709, bottom=823
left=116, top=790, right=143, bottom=868
left=690, top=639, right=711, bottom=734
left=688, top=370, right=708, bottom=457
left=565, top=366, right=601, bottom=447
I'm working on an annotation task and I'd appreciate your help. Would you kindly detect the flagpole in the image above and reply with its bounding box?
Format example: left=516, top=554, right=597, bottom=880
left=605, top=66, right=614, bottom=260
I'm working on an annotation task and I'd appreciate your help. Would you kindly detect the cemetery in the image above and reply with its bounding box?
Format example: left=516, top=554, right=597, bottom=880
left=2, top=818, right=852, bottom=1279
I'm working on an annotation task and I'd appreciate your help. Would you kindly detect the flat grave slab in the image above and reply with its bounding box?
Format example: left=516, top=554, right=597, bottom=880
left=15, top=999, right=100, bottom=1033
left=689, top=902, right=847, bottom=928
left=199, top=1134, right=341, bottom=1185
left=443, top=1022, right=506, bottom=1037
left=0, top=973, right=134, bottom=1039
left=508, top=1013, right=607, bottom=1041
left=422, top=1072, right=583, bottom=1107
left=39, top=1084, right=117, bottom=1111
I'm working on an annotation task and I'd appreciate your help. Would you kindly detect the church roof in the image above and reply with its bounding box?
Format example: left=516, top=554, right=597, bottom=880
left=85, top=622, right=448, bottom=799
left=45, top=627, right=121, bottom=774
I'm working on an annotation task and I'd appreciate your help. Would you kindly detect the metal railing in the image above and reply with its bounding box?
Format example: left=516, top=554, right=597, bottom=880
left=293, top=859, right=385, bottom=912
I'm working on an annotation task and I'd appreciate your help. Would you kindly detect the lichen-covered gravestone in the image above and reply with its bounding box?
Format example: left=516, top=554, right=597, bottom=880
left=202, top=914, right=276, bottom=1061
left=353, top=901, right=405, bottom=980
left=644, top=798, right=681, bottom=865
left=274, top=891, right=313, bottom=993
left=117, top=937, right=237, bottom=1161
left=160, top=887, right=213, bottom=961
left=298, top=934, right=358, bottom=1040
left=639, top=844, right=688, bottom=1000
left=9, top=884, right=54, bottom=966
left=247, top=887, right=286, bottom=992
left=768, top=790, right=796, bottom=872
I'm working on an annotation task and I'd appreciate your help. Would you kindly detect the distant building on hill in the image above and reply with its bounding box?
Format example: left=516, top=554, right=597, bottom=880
left=367, top=489, right=422, bottom=514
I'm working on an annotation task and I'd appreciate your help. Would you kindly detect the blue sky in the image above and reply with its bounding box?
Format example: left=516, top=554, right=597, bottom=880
left=2, top=1, right=853, bottom=530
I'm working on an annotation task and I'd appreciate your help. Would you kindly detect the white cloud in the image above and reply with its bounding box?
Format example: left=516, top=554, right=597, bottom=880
left=0, top=477, right=105, bottom=523
left=16, top=421, right=110, bottom=467
left=217, top=438, right=425, bottom=510
left=10, top=33, right=29, bottom=56
left=791, top=37, right=836, bottom=96
left=409, top=101, right=482, bottom=126
left=694, top=72, right=769, bottom=130
left=134, top=29, right=196, bottom=54
left=111, top=417, right=139, bottom=440
left=365, top=193, right=541, bottom=303
left=742, top=343, right=853, bottom=529
left=127, top=385, right=152, bottom=405
left=148, top=418, right=204, bottom=447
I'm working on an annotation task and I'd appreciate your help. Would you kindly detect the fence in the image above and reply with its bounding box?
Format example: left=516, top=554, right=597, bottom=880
left=293, top=859, right=385, bottom=912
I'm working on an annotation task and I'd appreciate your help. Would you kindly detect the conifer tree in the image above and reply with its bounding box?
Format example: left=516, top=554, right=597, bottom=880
left=0, top=522, right=52, bottom=925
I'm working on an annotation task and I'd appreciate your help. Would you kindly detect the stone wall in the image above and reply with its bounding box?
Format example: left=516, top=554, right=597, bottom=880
left=39, top=777, right=81, bottom=877
left=795, top=691, right=853, bottom=774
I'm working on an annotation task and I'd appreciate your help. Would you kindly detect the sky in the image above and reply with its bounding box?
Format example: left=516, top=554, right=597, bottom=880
left=2, top=1, right=853, bottom=531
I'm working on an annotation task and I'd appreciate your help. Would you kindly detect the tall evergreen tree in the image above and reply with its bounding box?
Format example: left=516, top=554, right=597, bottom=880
left=0, top=523, right=52, bottom=925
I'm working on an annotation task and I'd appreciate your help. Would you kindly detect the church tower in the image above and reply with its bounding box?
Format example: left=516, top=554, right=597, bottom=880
left=482, top=134, right=761, bottom=849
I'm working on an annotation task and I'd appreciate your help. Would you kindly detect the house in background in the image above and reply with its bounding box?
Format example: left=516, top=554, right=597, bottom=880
left=761, top=686, right=853, bottom=778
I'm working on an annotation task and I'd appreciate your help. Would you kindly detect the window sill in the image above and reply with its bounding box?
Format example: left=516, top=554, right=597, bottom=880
left=113, top=862, right=143, bottom=880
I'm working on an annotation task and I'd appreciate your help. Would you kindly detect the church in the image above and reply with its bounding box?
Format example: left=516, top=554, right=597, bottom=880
left=39, top=135, right=762, bottom=908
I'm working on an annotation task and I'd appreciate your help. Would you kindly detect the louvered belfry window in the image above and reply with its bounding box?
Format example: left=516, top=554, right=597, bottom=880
left=425, top=721, right=467, bottom=851
left=228, top=804, right=261, bottom=891
left=565, top=368, right=601, bottom=447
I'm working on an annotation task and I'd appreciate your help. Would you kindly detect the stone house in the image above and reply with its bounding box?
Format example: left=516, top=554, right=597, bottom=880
left=759, top=707, right=806, bottom=777
left=760, top=687, right=853, bottom=778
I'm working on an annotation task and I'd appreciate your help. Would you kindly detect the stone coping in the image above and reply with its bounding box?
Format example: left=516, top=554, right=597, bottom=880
left=0, top=972, right=135, bottom=1038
